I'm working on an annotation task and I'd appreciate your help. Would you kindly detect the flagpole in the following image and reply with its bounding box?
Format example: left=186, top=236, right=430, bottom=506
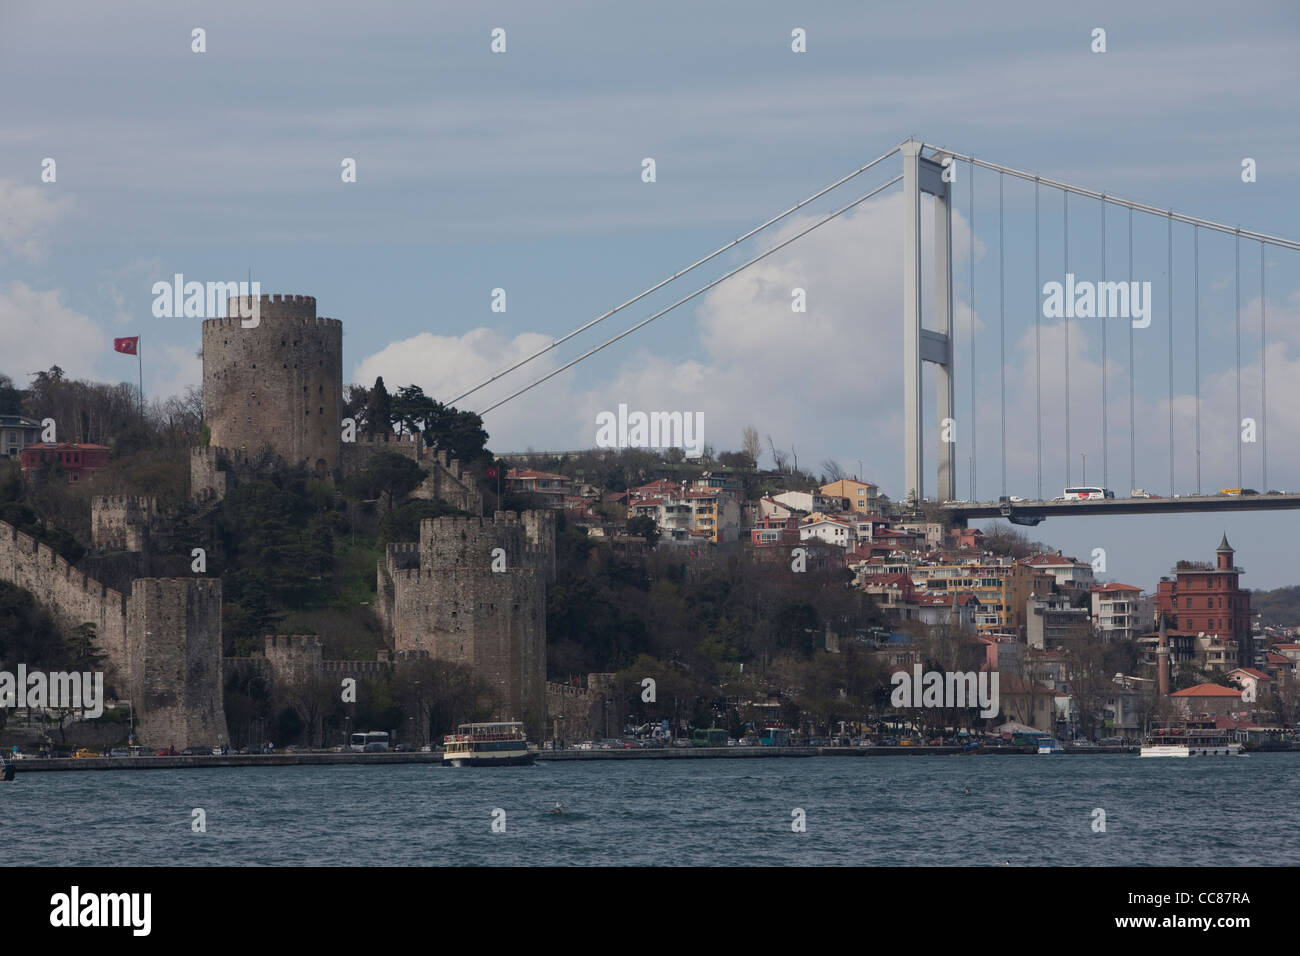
left=138, top=336, right=143, bottom=415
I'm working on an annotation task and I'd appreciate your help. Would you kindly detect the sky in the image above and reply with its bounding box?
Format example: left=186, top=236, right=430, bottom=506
left=1, top=0, right=1298, bottom=590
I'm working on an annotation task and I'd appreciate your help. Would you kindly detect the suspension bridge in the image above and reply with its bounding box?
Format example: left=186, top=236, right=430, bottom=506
left=457, top=137, right=1299, bottom=526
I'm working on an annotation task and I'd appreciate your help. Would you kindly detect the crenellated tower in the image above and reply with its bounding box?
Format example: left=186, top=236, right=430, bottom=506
left=200, top=294, right=343, bottom=478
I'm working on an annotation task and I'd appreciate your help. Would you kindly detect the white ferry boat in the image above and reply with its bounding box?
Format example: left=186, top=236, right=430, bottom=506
left=1036, top=737, right=1064, bottom=754
left=442, top=721, right=535, bottom=767
left=1140, top=719, right=1245, bottom=757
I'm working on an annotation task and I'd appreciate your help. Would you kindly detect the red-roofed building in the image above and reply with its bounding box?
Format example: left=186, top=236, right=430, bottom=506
left=1169, top=683, right=1250, bottom=718
left=1090, top=583, right=1153, bottom=642
left=505, top=468, right=570, bottom=507
left=1021, top=551, right=1095, bottom=593
left=19, top=443, right=109, bottom=482
left=1154, top=534, right=1253, bottom=669
left=752, top=514, right=800, bottom=548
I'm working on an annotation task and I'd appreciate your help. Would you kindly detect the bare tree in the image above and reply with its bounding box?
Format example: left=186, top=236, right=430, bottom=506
left=741, top=426, right=762, bottom=468
left=821, top=459, right=846, bottom=482
left=767, top=435, right=789, bottom=473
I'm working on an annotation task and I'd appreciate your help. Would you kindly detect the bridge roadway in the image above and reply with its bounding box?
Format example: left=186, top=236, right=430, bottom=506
left=942, top=493, right=1300, bottom=526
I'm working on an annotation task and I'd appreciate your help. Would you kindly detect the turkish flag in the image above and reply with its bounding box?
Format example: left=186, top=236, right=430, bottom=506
left=486, top=467, right=498, bottom=479
left=114, top=337, right=139, bottom=355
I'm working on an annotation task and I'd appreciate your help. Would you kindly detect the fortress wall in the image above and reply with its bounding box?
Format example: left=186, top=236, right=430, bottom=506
left=202, top=297, right=342, bottom=475
left=339, top=433, right=421, bottom=478
left=0, top=519, right=129, bottom=671
left=388, top=567, right=546, bottom=729
left=91, top=495, right=158, bottom=551
left=126, top=578, right=227, bottom=748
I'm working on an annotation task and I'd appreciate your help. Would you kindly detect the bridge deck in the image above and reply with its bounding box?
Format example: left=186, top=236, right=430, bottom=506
left=942, top=493, right=1300, bottom=524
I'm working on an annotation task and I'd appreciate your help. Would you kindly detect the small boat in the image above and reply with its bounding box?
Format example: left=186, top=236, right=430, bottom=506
left=1140, top=719, right=1245, bottom=757
left=1, top=755, right=15, bottom=782
left=442, top=721, right=535, bottom=767
left=1036, top=737, right=1064, bottom=754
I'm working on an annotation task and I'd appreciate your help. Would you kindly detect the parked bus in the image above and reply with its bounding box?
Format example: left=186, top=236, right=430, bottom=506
left=759, top=725, right=791, bottom=747
left=691, top=728, right=728, bottom=747
left=1063, top=486, right=1114, bottom=501
left=348, top=731, right=390, bottom=752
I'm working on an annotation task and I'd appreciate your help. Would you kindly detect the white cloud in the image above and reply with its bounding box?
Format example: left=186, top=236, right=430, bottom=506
left=0, top=282, right=104, bottom=382
left=0, top=178, right=72, bottom=262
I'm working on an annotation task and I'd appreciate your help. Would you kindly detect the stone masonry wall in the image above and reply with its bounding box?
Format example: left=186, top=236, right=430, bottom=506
left=125, top=578, right=228, bottom=748
left=201, top=295, right=342, bottom=477
left=377, top=512, right=555, bottom=738
left=91, top=495, right=158, bottom=551
left=0, top=519, right=129, bottom=671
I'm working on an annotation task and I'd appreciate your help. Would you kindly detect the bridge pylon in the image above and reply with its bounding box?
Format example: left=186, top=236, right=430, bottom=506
left=901, top=138, right=955, bottom=503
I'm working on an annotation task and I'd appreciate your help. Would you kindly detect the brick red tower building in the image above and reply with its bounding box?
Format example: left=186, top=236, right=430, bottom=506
left=1155, top=534, right=1252, bottom=669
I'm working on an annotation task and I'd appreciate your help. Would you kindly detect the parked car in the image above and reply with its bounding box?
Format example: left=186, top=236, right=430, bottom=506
left=72, top=749, right=98, bottom=759
left=108, top=749, right=130, bottom=757
left=573, top=741, right=594, bottom=751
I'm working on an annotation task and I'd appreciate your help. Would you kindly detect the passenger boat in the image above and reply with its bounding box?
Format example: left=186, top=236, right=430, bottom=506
left=1140, top=719, right=1245, bottom=757
left=1036, top=737, right=1064, bottom=754
left=442, top=721, right=535, bottom=767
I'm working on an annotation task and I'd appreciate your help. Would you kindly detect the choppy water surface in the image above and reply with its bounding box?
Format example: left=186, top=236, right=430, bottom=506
left=5, top=755, right=1296, bottom=866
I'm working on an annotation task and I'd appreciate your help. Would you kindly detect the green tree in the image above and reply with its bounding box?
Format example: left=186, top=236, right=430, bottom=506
left=626, top=514, right=660, bottom=546
left=343, top=451, right=424, bottom=513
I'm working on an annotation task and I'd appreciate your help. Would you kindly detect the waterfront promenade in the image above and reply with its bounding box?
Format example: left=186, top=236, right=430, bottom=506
left=6, top=743, right=1158, bottom=772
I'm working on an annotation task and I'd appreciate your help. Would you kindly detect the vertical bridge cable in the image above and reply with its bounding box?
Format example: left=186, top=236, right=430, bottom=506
left=1235, top=230, right=1242, bottom=489
left=1128, top=208, right=1135, bottom=497
left=1035, top=178, right=1042, bottom=500
left=1168, top=213, right=1174, bottom=497
left=999, top=172, right=1007, bottom=498
left=1101, top=195, right=1108, bottom=492
left=1064, top=190, right=1071, bottom=487
left=969, top=157, right=976, bottom=501
left=1194, top=225, right=1201, bottom=496
left=1261, top=242, right=1267, bottom=492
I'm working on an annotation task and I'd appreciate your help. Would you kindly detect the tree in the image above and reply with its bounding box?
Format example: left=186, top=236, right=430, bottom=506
left=741, top=426, right=762, bottom=469
left=821, top=459, right=845, bottom=482
left=364, top=376, right=393, bottom=436
left=0, top=373, right=23, bottom=415
left=392, top=385, right=489, bottom=463
left=343, top=451, right=424, bottom=513
left=627, top=514, right=660, bottom=547
left=767, top=435, right=789, bottom=473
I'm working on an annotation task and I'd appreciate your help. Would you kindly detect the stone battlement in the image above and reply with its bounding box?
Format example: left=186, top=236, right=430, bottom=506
left=201, top=314, right=342, bottom=330
left=356, top=432, right=419, bottom=446
left=92, top=495, right=158, bottom=509
left=264, top=634, right=323, bottom=649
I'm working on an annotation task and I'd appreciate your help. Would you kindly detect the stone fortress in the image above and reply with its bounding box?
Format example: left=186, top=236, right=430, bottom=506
left=0, top=292, right=615, bottom=747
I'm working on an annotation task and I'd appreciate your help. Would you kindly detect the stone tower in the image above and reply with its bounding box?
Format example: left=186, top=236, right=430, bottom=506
left=376, top=511, right=555, bottom=737
left=201, top=294, right=342, bottom=477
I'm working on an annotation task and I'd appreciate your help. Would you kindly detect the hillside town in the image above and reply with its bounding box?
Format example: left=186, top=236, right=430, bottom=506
left=505, top=459, right=1300, bottom=743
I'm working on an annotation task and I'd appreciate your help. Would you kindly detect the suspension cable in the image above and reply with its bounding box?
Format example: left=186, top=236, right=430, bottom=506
left=1064, top=189, right=1071, bottom=487
left=449, top=146, right=903, bottom=406
left=1128, top=208, right=1135, bottom=497
left=1194, top=224, right=1201, bottom=495
left=969, top=156, right=976, bottom=501
left=999, top=171, right=1006, bottom=498
left=1101, top=193, right=1108, bottom=492
left=1168, top=213, right=1174, bottom=497
left=1035, top=178, right=1042, bottom=500
left=478, top=175, right=903, bottom=416
left=1235, top=230, right=1242, bottom=488
left=1261, top=242, right=1267, bottom=492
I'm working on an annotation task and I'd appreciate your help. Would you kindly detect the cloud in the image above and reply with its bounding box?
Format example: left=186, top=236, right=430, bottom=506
left=0, top=178, right=72, bottom=262
left=0, top=282, right=105, bottom=382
